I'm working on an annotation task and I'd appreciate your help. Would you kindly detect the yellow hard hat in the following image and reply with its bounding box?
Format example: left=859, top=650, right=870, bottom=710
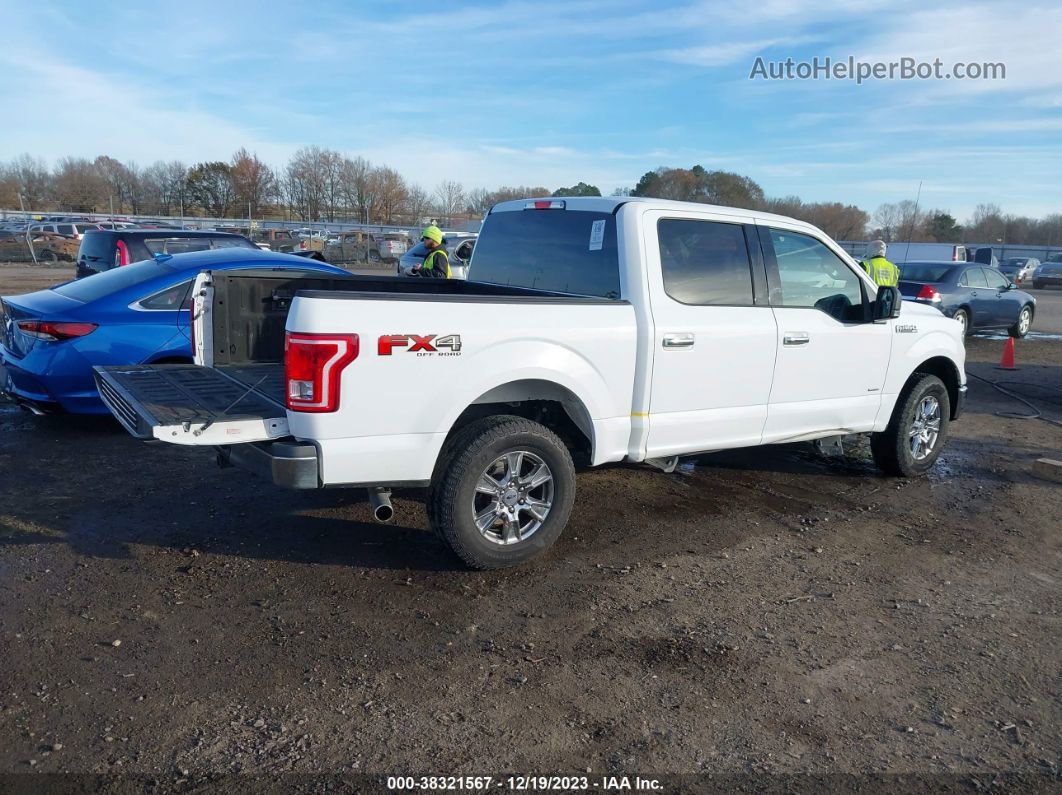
left=421, top=225, right=443, bottom=244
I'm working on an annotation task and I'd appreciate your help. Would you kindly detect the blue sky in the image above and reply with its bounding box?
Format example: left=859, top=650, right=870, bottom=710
left=1, top=0, right=1059, bottom=221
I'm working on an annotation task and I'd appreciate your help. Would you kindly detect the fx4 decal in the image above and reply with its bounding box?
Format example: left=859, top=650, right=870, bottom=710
left=378, top=334, right=463, bottom=356
left=895, top=324, right=918, bottom=334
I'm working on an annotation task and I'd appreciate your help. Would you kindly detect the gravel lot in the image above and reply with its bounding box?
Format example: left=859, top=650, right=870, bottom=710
left=1, top=263, right=1060, bottom=790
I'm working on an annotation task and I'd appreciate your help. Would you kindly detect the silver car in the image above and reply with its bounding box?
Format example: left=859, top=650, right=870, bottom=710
left=398, top=234, right=477, bottom=279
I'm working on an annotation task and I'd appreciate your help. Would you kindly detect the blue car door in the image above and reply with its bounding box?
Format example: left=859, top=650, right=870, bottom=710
left=982, top=267, right=1018, bottom=327
left=959, top=267, right=992, bottom=328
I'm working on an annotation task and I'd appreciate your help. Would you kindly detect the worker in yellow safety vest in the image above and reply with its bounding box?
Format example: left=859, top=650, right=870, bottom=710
left=411, top=225, right=451, bottom=278
left=861, top=239, right=899, bottom=287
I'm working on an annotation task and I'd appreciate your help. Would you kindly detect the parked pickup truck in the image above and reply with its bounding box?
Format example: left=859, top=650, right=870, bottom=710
left=94, top=197, right=967, bottom=569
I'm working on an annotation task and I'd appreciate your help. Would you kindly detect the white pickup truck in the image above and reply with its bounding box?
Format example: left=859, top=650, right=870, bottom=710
left=95, top=197, right=966, bottom=569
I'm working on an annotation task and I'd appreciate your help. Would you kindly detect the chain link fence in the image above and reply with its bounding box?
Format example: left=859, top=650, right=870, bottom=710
left=0, top=207, right=481, bottom=269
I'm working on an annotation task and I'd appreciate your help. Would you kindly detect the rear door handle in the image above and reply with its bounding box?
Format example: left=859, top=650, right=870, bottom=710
left=662, top=333, right=694, bottom=349
left=783, top=332, right=810, bottom=346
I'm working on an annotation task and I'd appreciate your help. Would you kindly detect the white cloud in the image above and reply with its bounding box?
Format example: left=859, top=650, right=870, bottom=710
left=659, top=38, right=807, bottom=67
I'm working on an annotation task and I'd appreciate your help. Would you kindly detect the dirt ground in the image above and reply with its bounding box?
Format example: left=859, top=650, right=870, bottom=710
left=1, top=264, right=1060, bottom=791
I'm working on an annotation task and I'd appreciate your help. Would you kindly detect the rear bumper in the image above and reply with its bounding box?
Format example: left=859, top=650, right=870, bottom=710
left=1033, top=275, right=1062, bottom=286
left=2, top=346, right=109, bottom=414
left=217, top=440, right=321, bottom=489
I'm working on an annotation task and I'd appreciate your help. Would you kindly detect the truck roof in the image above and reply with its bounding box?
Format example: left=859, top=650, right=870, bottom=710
left=489, top=196, right=822, bottom=234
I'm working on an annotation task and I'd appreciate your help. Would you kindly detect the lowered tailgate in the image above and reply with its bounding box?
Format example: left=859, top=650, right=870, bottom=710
left=94, top=363, right=288, bottom=445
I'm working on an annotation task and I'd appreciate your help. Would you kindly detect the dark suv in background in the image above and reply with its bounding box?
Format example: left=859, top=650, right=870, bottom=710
left=75, top=229, right=257, bottom=278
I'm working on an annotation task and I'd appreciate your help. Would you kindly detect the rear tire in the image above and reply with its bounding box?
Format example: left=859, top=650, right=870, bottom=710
left=952, top=308, right=971, bottom=337
left=871, top=373, right=950, bottom=477
left=1032, top=281, right=1043, bottom=290
left=1009, top=304, right=1033, bottom=338
left=427, top=415, right=576, bottom=570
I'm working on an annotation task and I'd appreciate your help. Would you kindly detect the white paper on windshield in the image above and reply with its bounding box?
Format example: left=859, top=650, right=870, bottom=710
left=588, top=219, right=605, bottom=251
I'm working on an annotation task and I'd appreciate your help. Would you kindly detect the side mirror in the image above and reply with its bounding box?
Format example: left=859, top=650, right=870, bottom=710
left=1006, top=281, right=1017, bottom=290
left=872, top=286, right=902, bottom=321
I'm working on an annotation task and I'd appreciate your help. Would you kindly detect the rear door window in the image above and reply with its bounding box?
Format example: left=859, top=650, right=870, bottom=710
left=658, top=219, right=754, bottom=305
left=471, top=209, right=620, bottom=298
left=983, top=268, right=1009, bottom=289
left=962, top=268, right=988, bottom=287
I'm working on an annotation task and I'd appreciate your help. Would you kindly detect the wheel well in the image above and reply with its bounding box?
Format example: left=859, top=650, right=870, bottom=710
left=444, top=380, right=594, bottom=466
left=913, top=356, right=962, bottom=420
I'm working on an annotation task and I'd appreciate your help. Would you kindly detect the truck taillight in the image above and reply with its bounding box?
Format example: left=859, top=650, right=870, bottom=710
left=916, top=285, right=942, bottom=303
left=285, top=332, right=359, bottom=412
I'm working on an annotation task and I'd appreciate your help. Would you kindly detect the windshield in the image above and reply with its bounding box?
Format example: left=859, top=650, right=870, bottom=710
left=52, top=260, right=172, bottom=303
left=898, top=264, right=955, bottom=282
left=470, top=209, right=620, bottom=298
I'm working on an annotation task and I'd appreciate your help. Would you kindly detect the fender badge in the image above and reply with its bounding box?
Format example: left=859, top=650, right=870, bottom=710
left=895, top=324, right=918, bottom=334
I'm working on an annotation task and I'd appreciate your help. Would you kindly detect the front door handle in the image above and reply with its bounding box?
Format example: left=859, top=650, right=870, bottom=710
left=662, top=333, right=694, bottom=349
left=783, top=332, right=810, bottom=346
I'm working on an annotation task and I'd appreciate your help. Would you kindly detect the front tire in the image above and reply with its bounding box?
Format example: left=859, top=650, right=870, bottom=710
left=871, top=373, right=950, bottom=477
left=1009, top=304, right=1033, bottom=338
left=427, top=415, right=576, bottom=570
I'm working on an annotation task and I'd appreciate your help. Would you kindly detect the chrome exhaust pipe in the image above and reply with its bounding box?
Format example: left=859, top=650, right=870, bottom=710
left=368, top=488, right=394, bottom=523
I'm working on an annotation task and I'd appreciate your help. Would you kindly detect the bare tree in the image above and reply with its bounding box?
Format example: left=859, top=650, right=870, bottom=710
left=405, top=184, right=432, bottom=224
left=95, top=156, right=141, bottom=214
left=872, top=203, right=901, bottom=242
left=373, top=166, right=408, bottom=224
left=230, top=148, right=276, bottom=217
left=465, top=185, right=549, bottom=216
left=53, top=158, right=107, bottom=212
left=8, top=154, right=52, bottom=208
left=434, top=180, right=465, bottom=226
left=339, top=156, right=379, bottom=223
left=285, top=146, right=337, bottom=221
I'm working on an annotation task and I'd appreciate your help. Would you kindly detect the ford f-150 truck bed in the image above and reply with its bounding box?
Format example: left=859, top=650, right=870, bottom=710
left=97, top=197, right=966, bottom=569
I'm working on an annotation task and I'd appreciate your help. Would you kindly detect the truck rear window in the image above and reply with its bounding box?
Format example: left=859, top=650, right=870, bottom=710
left=469, top=209, right=620, bottom=298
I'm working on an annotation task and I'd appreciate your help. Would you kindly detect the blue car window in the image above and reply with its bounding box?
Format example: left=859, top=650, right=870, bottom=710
left=53, top=260, right=172, bottom=303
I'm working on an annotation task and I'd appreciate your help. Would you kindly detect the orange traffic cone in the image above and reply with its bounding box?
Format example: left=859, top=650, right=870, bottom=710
left=997, top=337, right=1017, bottom=370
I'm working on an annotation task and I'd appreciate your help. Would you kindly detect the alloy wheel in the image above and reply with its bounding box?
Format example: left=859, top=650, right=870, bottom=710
left=472, top=450, right=554, bottom=545
left=909, top=396, right=942, bottom=461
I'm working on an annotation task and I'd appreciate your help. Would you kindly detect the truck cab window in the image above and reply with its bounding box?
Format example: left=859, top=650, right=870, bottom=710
left=658, top=219, right=754, bottom=305
left=768, top=228, right=863, bottom=322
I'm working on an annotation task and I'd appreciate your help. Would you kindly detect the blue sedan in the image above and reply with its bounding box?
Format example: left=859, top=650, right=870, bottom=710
left=897, top=261, right=1036, bottom=338
left=0, top=248, right=348, bottom=414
